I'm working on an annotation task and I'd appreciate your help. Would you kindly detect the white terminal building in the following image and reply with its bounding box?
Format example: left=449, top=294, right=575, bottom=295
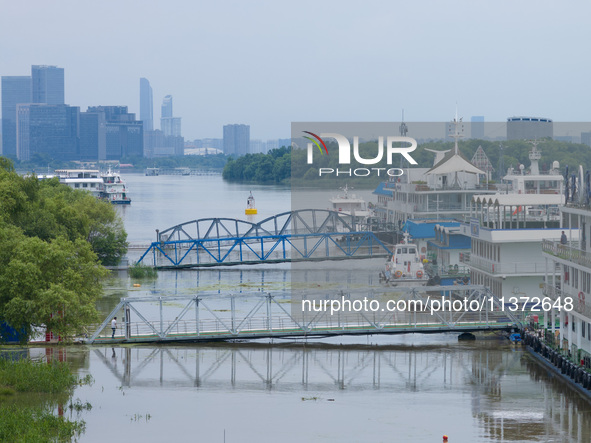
left=543, top=190, right=591, bottom=359
left=459, top=142, right=568, bottom=300
left=460, top=193, right=570, bottom=299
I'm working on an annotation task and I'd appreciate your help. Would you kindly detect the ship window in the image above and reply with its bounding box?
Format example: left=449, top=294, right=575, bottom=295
left=83, top=183, right=88, bottom=188
left=397, top=249, right=402, bottom=254
left=402, top=248, right=407, bottom=254
left=75, top=183, right=80, bottom=188
left=409, top=248, right=416, bottom=254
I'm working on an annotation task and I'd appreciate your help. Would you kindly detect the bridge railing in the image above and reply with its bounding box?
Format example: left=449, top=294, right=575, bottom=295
left=138, top=231, right=393, bottom=268
left=85, top=286, right=522, bottom=344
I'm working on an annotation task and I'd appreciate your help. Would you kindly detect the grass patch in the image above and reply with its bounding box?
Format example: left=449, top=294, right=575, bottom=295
left=0, top=358, right=88, bottom=441
left=0, top=405, right=85, bottom=442
left=0, top=359, right=76, bottom=394
left=0, top=386, right=15, bottom=397
left=128, top=263, right=158, bottom=279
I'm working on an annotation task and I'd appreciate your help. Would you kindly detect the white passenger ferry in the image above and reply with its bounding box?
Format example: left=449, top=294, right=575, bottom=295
left=50, top=168, right=131, bottom=204
left=53, top=169, right=103, bottom=197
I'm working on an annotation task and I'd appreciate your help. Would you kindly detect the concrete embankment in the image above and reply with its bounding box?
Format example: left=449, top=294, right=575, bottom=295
left=524, top=332, right=591, bottom=401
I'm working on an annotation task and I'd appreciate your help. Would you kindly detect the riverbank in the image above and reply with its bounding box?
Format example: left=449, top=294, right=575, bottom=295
left=524, top=331, right=591, bottom=402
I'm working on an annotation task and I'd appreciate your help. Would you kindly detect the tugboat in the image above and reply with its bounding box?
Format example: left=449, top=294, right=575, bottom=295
left=380, top=232, right=429, bottom=286
left=245, top=192, right=257, bottom=215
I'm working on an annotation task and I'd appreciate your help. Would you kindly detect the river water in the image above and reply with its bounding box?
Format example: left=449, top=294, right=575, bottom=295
left=33, top=174, right=591, bottom=441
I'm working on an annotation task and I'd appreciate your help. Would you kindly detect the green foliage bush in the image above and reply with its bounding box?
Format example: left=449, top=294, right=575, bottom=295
left=128, top=263, right=158, bottom=279
left=0, top=359, right=87, bottom=442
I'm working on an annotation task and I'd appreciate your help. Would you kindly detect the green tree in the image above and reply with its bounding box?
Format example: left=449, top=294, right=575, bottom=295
left=0, top=157, right=128, bottom=340
left=0, top=224, right=106, bottom=340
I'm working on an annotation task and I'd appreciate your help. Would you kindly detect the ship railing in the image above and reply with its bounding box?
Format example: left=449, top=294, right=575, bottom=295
left=542, top=239, right=591, bottom=268
left=542, top=283, right=591, bottom=317
left=469, top=255, right=556, bottom=275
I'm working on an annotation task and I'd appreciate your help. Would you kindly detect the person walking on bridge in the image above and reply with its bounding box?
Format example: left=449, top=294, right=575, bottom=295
left=111, top=317, right=117, bottom=339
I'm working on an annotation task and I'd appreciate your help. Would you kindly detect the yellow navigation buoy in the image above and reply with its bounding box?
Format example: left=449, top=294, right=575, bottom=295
left=245, top=191, right=257, bottom=215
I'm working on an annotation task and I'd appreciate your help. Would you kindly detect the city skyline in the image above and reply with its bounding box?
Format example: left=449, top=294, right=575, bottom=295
left=1, top=1, right=591, bottom=141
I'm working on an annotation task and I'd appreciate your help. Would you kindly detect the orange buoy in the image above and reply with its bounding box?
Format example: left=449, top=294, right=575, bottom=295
left=133, top=283, right=141, bottom=287
left=443, top=436, right=448, bottom=442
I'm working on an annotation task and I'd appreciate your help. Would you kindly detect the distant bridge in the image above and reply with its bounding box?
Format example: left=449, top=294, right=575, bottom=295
left=137, top=209, right=393, bottom=269
left=85, top=285, right=522, bottom=344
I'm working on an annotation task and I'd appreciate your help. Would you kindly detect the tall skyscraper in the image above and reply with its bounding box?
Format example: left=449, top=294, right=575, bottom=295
left=160, top=95, right=181, bottom=137
left=161, top=95, right=173, bottom=118
left=139, top=78, right=153, bottom=131
left=223, top=124, right=250, bottom=156
left=161, top=117, right=181, bottom=137
left=31, top=65, right=64, bottom=105
left=1, top=76, right=31, bottom=159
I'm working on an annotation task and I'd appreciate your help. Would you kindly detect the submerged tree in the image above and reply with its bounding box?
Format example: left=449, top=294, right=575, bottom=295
left=0, top=224, right=107, bottom=339
left=0, top=157, right=127, bottom=340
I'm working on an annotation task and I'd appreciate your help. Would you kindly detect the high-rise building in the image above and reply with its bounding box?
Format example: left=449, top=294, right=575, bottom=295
left=16, top=104, right=79, bottom=161
left=223, top=124, right=250, bottom=156
left=161, top=95, right=173, bottom=118
left=161, top=117, right=181, bottom=137
left=507, top=117, right=553, bottom=140
left=159, top=94, right=181, bottom=137
left=471, top=116, right=485, bottom=139
left=31, top=65, right=64, bottom=105
left=80, top=111, right=106, bottom=161
left=87, top=106, right=143, bottom=159
left=139, top=78, right=153, bottom=132
left=1, top=76, right=31, bottom=159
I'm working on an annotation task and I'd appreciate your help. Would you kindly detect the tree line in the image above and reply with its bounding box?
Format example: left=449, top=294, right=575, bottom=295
left=222, top=139, right=591, bottom=186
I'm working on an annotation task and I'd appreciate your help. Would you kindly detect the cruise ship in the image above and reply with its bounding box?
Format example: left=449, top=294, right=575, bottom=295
left=46, top=168, right=131, bottom=204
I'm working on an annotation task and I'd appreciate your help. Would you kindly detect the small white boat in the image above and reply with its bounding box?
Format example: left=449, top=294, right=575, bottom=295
left=381, top=233, right=429, bottom=286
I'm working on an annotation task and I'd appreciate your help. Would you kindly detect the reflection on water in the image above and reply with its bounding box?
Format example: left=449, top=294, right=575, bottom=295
left=47, top=338, right=591, bottom=442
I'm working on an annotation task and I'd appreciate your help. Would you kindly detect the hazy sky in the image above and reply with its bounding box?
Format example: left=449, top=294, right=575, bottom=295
left=1, top=0, right=590, bottom=140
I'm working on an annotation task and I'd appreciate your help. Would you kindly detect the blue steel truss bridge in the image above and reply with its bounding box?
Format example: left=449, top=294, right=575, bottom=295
left=85, top=285, right=523, bottom=345
left=137, top=209, right=393, bottom=269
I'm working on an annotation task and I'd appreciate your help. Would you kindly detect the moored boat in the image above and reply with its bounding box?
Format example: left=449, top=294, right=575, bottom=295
left=100, top=167, right=131, bottom=204
left=380, top=233, right=429, bottom=286
left=53, top=169, right=103, bottom=198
